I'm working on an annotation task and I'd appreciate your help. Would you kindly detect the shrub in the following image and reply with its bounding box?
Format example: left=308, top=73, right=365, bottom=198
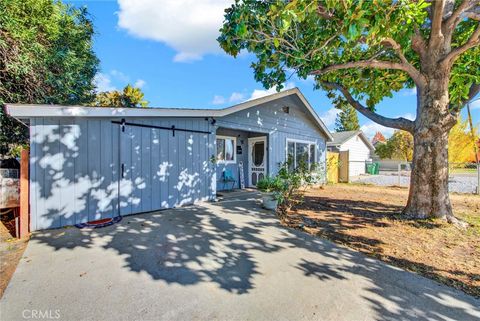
left=275, top=160, right=323, bottom=218
left=256, top=176, right=283, bottom=193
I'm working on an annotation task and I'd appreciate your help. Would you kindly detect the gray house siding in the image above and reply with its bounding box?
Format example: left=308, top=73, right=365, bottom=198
left=23, top=91, right=329, bottom=231
left=29, top=117, right=215, bottom=231
left=215, top=95, right=327, bottom=181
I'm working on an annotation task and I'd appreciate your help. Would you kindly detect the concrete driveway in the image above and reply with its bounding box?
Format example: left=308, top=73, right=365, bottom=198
left=1, top=191, right=479, bottom=321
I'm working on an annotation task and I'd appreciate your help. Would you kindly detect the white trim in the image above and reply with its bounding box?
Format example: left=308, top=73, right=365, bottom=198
left=327, top=130, right=374, bottom=151
left=4, top=88, right=333, bottom=141
left=3, top=105, right=215, bottom=118
left=285, top=138, right=317, bottom=169
left=216, top=135, right=237, bottom=164
left=248, top=136, right=267, bottom=187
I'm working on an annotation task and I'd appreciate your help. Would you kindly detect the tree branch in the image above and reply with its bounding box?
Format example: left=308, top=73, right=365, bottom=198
left=380, top=37, right=424, bottom=84
left=454, top=83, right=480, bottom=109
left=430, top=0, right=446, bottom=47
left=321, top=81, right=415, bottom=133
left=442, top=23, right=480, bottom=63
left=380, top=38, right=409, bottom=64
left=445, top=0, right=478, bottom=29
left=310, top=59, right=426, bottom=87
left=411, top=28, right=427, bottom=58
left=466, top=11, right=480, bottom=20
left=317, top=4, right=334, bottom=19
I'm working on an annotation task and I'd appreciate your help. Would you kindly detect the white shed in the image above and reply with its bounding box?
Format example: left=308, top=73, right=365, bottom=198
left=327, top=130, right=375, bottom=177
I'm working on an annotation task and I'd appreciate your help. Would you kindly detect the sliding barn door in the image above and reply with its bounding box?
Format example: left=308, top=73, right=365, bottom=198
left=118, top=119, right=213, bottom=216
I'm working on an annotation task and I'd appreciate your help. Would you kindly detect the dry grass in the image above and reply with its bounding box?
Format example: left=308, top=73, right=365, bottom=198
left=0, top=213, right=28, bottom=298
left=286, top=184, right=480, bottom=297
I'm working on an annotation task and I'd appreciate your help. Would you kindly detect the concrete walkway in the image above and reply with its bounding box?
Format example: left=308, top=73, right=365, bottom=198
left=1, top=191, right=479, bottom=321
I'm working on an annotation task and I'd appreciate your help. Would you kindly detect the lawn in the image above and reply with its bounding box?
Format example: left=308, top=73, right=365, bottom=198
left=286, top=184, right=480, bottom=297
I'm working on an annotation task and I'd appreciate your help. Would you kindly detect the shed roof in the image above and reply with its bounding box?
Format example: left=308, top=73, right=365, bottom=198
left=4, top=88, right=333, bottom=141
left=327, top=130, right=375, bottom=150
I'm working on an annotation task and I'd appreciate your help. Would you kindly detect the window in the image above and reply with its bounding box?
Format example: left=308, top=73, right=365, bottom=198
left=286, top=139, right=317, bottom=170
left=252, top=141, right=265, bottom=166
left=216, top=136, right=236, bottom=164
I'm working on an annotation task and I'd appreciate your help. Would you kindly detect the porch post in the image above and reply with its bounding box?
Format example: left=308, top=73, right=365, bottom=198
left=19, top=148, right=30, bottom=238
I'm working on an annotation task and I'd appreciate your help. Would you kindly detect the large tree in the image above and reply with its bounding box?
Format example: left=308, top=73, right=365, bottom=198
left=0, top=0, right=99, bottom=157
left=218, top=0, right=480, bottom=225
left=93, top=84, right=149, bottom=108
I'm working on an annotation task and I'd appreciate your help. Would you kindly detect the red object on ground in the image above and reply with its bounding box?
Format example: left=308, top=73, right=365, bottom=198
left=75, top=215, right=122, bottom=229
left=88, top=218, right=113, bottom=225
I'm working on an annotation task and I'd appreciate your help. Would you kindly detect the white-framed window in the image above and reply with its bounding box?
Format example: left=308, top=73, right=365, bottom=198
left=286, top=138, right=317, bottom=170
left=216, top=135, right=236, bottom=164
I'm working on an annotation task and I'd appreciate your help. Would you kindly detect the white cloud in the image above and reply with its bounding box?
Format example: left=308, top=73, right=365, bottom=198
left=248, top=82, right=296, bottom=100
left=94, top=73, right=116, bottom=92
left=212, top=83, right=294, bottom=106
left=401, top=87, right=417, bottom=96
left=134, top=79, right=146, bottom=88
left=361, top=122, right=395, bottom=139
left=229, top=92, right=245, bottom=103
left=470, top=99, right=480, bottom=110
left=110, top=69, right=129, bottom=82
left=360, top=113, right=415, bottom=139
left=319, top=107, right=340, bottom=129
left=212, top=95, right=226, bottom=105
left=400, top=113, right=415, bottom=121
left=94, top=70, right=146, bottom=92
left=117, top=0, right=233, bottom=62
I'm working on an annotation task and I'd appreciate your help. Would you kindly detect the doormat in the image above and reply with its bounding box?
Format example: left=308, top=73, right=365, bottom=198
left=75, top=216, right=122, bottom=229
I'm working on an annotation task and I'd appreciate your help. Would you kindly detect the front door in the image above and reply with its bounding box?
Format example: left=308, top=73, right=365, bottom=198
left=248, top=137, right=267, bottom=187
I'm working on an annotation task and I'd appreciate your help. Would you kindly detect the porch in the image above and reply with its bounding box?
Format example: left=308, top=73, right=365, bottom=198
left=215, top=127, right=268, bottom=191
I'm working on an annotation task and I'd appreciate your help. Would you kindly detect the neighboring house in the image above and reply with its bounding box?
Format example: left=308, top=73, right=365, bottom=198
left=327, top=130, right=375, bottom=177
left=4, top=88, right=332, bottom=231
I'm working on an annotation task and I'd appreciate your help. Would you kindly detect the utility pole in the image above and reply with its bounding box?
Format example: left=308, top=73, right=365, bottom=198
left=467, top=99, right=480, bottom=195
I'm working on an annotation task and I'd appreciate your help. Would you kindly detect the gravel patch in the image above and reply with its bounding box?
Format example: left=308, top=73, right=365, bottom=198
left=351, top=174, right=478, bottom=194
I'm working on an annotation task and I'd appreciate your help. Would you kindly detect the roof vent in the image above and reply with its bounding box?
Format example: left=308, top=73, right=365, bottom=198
left=282, top=106, right=290, bottom=114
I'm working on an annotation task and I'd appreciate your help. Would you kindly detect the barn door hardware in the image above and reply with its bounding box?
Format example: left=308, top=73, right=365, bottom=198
left=112, top=119, right=211, bottom=137
left=121, top=163, right=125, bottom=178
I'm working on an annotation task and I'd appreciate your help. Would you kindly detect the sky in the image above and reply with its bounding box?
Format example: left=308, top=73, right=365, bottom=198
left=68, top=0, right=479, bottom=139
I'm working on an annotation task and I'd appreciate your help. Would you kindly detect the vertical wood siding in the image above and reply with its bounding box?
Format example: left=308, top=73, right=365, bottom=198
left=29, top=117, right=215, bottom=231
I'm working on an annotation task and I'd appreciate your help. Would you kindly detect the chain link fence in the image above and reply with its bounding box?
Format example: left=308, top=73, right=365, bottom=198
left=348, top=160, right=479, bottom=194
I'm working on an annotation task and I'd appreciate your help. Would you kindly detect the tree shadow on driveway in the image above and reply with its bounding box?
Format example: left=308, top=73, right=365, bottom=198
left=18, top=196, right=480, bottom=320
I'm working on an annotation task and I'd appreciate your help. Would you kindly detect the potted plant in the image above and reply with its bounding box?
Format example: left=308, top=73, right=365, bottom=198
left=256, top=176, right=282, bottom=210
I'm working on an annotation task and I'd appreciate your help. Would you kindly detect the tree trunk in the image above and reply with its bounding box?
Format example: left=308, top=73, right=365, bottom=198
left=403, top=128, right=453, bottom=220
left=402, top=78, right=465, bottom=227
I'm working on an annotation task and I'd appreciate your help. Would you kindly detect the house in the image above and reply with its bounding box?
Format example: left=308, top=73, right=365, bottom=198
left=327, top=130, right=375, bottom=177
left=4, top=88, right=332, bottom=231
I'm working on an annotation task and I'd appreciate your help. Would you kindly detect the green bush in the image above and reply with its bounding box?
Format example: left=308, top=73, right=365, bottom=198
left=275, top=160, right=324, bottom=217
left=257, top=160, right=325, bottom=218
left=256, top=176, right=283, bottom=193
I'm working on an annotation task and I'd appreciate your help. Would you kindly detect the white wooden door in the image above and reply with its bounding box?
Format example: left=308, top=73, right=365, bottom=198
left=248, top=137, right=267, bottom=187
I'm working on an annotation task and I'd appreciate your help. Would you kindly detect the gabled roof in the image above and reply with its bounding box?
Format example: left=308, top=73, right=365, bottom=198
left=327, top=130, right=375, bottom=150
left=4, top=88, right=333, bottom=141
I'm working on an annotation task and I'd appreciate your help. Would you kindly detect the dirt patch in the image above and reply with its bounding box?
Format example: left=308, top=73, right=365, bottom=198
left=0, top=212, right=28, bottom=298
left=286, top=184, right=480, bottom=297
